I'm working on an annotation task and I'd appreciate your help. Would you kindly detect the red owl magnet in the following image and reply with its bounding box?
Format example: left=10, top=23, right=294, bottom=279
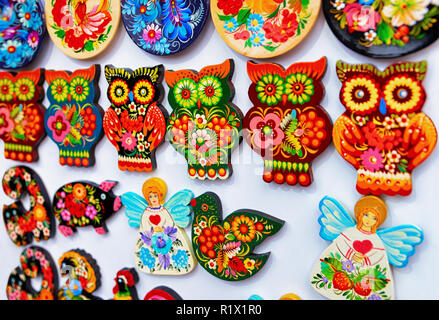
left=243, top=57, right=332, bottom=186
left=333, top=60, right=437, bottom=196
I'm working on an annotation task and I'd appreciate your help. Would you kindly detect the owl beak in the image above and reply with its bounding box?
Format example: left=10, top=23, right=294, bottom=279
left=282, top=94, right=288, bottom=106
left=197, top=99, right=201, bottom=109
left=129, top=91, right=134, bottom=102
left=379, top=97, right=387, bottom=115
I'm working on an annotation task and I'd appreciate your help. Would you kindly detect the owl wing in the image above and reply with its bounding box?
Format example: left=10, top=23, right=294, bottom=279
left=103, top=108, right=122, bottom=150
left=121, top=192, right=149, bottom=228
left=318, top=196, right=356, bottom=241
left=377, top=225, right=423, bottom=268
left=144, top=102, right=166, bottom=150
left=332, top=115, right=365, bottom=168
left=163, top=189, right=194, bottom=228
left=403, top=112, right=437, bottom=171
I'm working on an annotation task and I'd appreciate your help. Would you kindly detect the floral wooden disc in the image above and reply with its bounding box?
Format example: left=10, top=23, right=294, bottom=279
left=323, top=0, right=439, bottom=58
left=121, top=0, right=209, bottom=55
left=45, top=0, right=121, bottom=59
left=211, top=0, right=321, bottom=58
left=0, top=0, right=46, bottom=69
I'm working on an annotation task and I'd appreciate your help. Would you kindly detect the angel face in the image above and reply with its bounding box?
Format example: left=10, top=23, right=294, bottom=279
left=148, top=192, right=160, bottom=207
left=359, top=211, right=378, bottom=232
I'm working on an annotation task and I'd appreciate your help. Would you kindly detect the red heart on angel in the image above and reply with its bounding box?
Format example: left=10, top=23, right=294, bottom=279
left=353, top=240, right=373, bottom=255
left=149, top=215, right=161, bottom=226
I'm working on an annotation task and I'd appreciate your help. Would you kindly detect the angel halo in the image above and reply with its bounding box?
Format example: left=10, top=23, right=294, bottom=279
left=121, top=177, right=196, bottom=276
left=310, top=195, right=423, bottom=300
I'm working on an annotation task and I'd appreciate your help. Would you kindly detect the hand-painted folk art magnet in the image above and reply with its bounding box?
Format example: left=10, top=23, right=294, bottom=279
left=144, top=286, right=182, bottom=300
left=121, top=177, right=196, bottom=276
left=0, top=69, right=46, bottom=162
left=0, top=0, right=46, bottom=69
left=103, top=65, right=168, bottom=172
left=45, top=0, right=121, bottom=59
left=2, top=166, right=54, bottom=246
left=121, top=0, right=209, bottom=56
left=6, top=246, right=58, bottom=300
left=310, top=196, right=423, bottom=300
left=243, top=57, right=332, bottom=186
left=323, top=1, right=439, bottom=58
left=333, top=61, right=437, bottom=196
left=249, top=293, right=302, bottom=300
left=211, top=0, right=321, bottom=58
left=58, top=249, right=101, bottom=300
left=52, top=181, right=122, bottom=237
left=165, top=60, right=243, bottom=180
left=191, top=192, right=284, bottom=281
left=44, top=65, right=103, bottom=167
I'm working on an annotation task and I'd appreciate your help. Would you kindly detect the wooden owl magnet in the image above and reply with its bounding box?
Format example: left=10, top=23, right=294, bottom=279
left=190, top=192, right=284, bottom=281
left=165, top=59, right=243, bottom=180
left=0, top=0, right=46, bottom=69
left=211, top=0, right=321, bottom=58
left=243, top=57, right=333, bottom=186
left=333, top=60, right=437, bottom=196
left=44, top=65, right=103, bottom=167
left=0, top=69, right=46, bottom=162
left=121, top=0, right=209, bottom=56
left=121, top=177, right=196, bottom=276
left=323, top=1, right=439, bottom=58
left=103, top=65, right=168, bottom=172
left=310, top=196, right=423, bottom=300
left=45, top=0, right=120, bottom=59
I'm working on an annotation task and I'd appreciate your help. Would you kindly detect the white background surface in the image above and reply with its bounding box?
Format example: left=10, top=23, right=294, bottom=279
left=1, top=7, right=438, bottom=300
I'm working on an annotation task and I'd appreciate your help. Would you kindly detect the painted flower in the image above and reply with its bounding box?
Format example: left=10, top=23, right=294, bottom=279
left=0, top=78, right=14, bottom=101
left=207, top=259, right=217, bottom=269
left=263, top=10, right=299, bottom=43
left=244, top=258, right=256, bottom=270
left=383, top=76, right=423, bottom=113
left=162, top=0, right=193, bottom=41
left=194, top=226, right=202, bottom=235
left=174, top=79, right=198, bottom=108
left=15, top=77, right=35, bottom=101
left=256, top=74, right=285, bottom=105
left=0, top=39, right=24, bottom=68
left=133, top=80, right=154, bottom=104
left=285, top=73, right=314, bottom=104
left=85, top=205, right=97, bottom=220
left=355, top=115, right=367, bottom=126
left=128, top=102, right=137, bottom=112
left=195, top=114, right=207, bottom=126
left=333, top=0, right=346, bottom=10
left=364, top=29, right=377, bottom=41
left=382, top=0, right=430, bottom=27
left=360, top=148, right=384, bottom=172
left=0, top=107, right=14, bottom=135
left=383, top=116, right=396, bottom=130
left=249, top=114, right=285, bottom=150
left=33, top=204, right=47, bottom=222
left=109, top=79, right=129, bottom=106
left=67, top=279, right=83, bottom=296
left=385, top=163, right=396, bottom=173
left=396, top=114, right=409, bottom=127
left=344, top=3, right=381, bottom=33
left=50, top=78, right=69, bottom=103
left=217, top=0, right=243, bottom=16
left=27, top=31, right=40, bottom=49
left=342, top=76, right=380, bottom=114
left=137, top=142, right=145, bottom=152
left=359, top=0, right=375, bottom=4
left=72, top=183, right=87, bottom=201
left=121, top=132, right=137, bottom=151
left=142, top=24, right=162, bottom=44
left=189, top=129, right=214, bottom=154
left=231, top=215, right=256, bottom=243
left=47, top=110, right=71, bottom=143
left=247, top=14, right=264, bottom=32
left=387, top=150, right=401, bottom=163
left=172, top=250, right=189, bottom=269
left=367, top=293, right=382, bottom=300
left=139, top=247, right=156, bottom=269
left=137, top=132, right=145, bottom=141
left=198, top=76, right=223, bottom=106
left=250, top=32, right=265, bottom=47
left=342, top=260, right=354, bottom=273
left=151, top=232, right=173, bottom=255
left=69, top=77, right=90, bottom=102
left=224, top=18, right=238, bottom=32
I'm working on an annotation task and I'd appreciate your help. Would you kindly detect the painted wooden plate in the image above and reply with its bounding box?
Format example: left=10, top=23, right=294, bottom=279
left=45, top=0, right=120, bottom=59
left=0, top=0, right=46, bottom=69
left=121, top=0, right=209, bottom=56
left=323, top=0, right=439, bottom=58
left=211, top=0, right=321, bottom=58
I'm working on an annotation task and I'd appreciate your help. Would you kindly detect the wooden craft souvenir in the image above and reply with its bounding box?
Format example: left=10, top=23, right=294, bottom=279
left=6, top=246, right=58, bottom=300
left=211, top=0, right=321, bottom=58
left=191, top=192, right=284, bottom=281
left=165, top=59, right=243, bottom=180
left=121, top=177, right=196, bottom=275
left=103, top=65, right=168, bottom=172
left=144, top=286, right=182, bottom=300
left=243, top=58, right=332, bottom=186
left=0, top=0, right=46, bottom=69
left=323, top=1, right=439, bottom=58
left=45, top=0, right=121, bottom=59
left=2, top=166, right=53, bottom=246
left=0, top=69, right=45, bottom=162
left=52, top=180, right=122, bottom=237
left=249, top=293, right=301, bottom=300
left=44, top=65, right=103, bottom=167
left=121, top=0, right=209, bottom=56
left=310, top=195, right=423, bottom=300
left=333, top=60, right=437, bottom=196
left=58, top=249, right=101, bottom=300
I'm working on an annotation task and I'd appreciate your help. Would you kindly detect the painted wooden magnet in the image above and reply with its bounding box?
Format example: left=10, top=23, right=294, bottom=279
left=44, top=65, right=103, bottom=167
left=121, top=0, right=209, bottom=56
left=58, top=249, right=101, bottom=300
left=211, top=0, right=321, bottom=58
left=2, top=166, right=54, bottom=246
left=52, top=180, right=122, bottom=237
left=333, top=61, right=437, bottom=196
left=243, top=58, right=332, bottom=186
left=165, top=59, right=243, bottom=180
left=45, top=0, right=120, bottom=59
left=323, top=1, right=439, bottom=58
left=103, top=65, right=168, bottom=172
left=7, top=246, right=58, bottom=300
left=249, top=293, right=301, bottom=300
left=310, top=195, right=423, bottom=300
left=0, top=0, right=46, bottom=69
left=121, top=177, right=196, bottom=276
left=191, top=192, right=284, bottom=281
left=0, top=69, right=46, bottom=162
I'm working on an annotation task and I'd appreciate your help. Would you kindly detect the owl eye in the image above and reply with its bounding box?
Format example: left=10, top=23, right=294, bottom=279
left=69, top=77, right=90, bottom=102
left=133, top=79, right=155, bottom=104
left=109, top=79, right=129, bottom=106
left=341, top=76, right=379, bottom=114
left=14, top=78, right=36, bottom=101
left=285, top=73, right=314, bottom=105
left=383, top=76, right=424, bottom=114
left=201, top=203, right=209, bottom=212
left=0, top=78, right=15, bottom=101
left=174, top=78, right=198, bottom=108
left=50, top=78, right=69, bottom=103
left=256, top=74, right=285, bottom=106
left=198, top=76, right=223, bottom=106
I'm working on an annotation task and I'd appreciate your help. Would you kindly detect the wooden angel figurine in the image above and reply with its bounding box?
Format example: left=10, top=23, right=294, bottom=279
left=121, top=178, right=196, bottom=275
left=310, top=195, right=423, bottom=300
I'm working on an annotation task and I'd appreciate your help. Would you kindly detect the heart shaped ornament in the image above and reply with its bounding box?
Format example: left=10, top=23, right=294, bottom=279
left=353, top=240, right=373, bottom=255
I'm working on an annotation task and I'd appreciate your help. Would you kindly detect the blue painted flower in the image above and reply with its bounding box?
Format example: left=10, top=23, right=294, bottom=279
left=125, top=0, right=162, bottom=34
left=67, top=279, right=83, bottom=296
left=359, top=0, right=375, bottom=5
left=21, top=42, right=34, bottom=58
left=247, top=14, right=264, bottom=32
left=162, top=0, right=193, bottom=41
left=151, top=232, right=173, bottom=255
left=172, top=249, right=189, bottom=269
left=0, top=39, right=24, bottom=68
left=367, top=293, right=382, bottom=300
left=250, top=32, right=265, bottom=47
left=224, top=18, right=238, bottom=32
left=139, top=247, right=156, bottom=269
left=0, top=1, right=15, bottom=31
left=342, top=260, right=354, bottom=273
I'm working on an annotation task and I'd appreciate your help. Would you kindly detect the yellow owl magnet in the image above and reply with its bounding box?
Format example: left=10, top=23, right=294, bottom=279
left=333, top=61, right=437, bottom=196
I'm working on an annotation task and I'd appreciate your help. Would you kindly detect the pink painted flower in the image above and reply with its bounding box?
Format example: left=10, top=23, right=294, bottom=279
left=60, top=209, right=71, bottom=222
left=27, top=31, right=39, bottom=48
left=344, top=3, right=381, bottom=33
left=85, top=205, right=97, bottom=220
left=0, top=107, right=14, bottom=135
left=121, top=132, right=137, bottom=151
left=249, top=114, right=285, bottom=151
left=47, top=110, right=71, bottom=143
left=360, top=148, right=384, bottom=172
left=143, top=24, right=162, bottom=44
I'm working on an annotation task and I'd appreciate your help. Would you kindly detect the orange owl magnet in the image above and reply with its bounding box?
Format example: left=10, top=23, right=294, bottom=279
left=333, top=60, right=437, bottom=196
left=103, top=65, right=168, bottom=173
left=243, top=58, right=333, bottom=186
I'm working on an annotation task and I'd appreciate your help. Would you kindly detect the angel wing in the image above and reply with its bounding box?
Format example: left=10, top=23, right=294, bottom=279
left=121, top=192, right=149, bottom=228
left=332, top=115, right=365, bottom=168
left=163, top=190, right=194, bottom=228
left=318, top=196, right=356, bottom=241
left=377, top=225, right=424, bottom=268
